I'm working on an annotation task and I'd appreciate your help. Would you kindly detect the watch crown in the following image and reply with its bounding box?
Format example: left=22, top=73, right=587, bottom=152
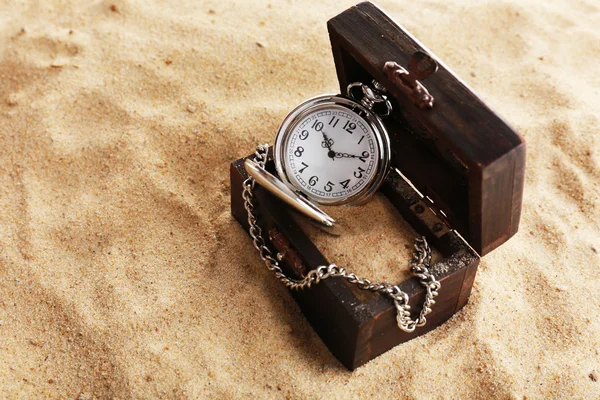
left=371, top=80, right=387, bottom=93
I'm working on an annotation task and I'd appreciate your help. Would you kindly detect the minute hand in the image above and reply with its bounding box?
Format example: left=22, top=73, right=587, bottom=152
left=334, top=152, right=363, bottom=159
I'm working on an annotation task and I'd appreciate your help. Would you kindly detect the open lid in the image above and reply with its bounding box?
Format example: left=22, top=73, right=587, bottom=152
left=327, top=2, right=526, bottom=256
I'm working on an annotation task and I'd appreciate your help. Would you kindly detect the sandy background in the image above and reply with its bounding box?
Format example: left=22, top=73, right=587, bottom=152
left=0, top=0, right=598, bottom=398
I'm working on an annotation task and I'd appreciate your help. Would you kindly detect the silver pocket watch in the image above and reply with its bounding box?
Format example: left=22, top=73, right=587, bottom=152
left=246, top=81, right=393, bottom=226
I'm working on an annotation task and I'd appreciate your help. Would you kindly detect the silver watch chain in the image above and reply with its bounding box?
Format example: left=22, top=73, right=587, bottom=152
left=242, top=144, right=441, bottom=333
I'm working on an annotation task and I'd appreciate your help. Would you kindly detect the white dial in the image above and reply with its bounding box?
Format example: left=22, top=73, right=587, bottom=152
left=282, top=104, right=380, bottom=204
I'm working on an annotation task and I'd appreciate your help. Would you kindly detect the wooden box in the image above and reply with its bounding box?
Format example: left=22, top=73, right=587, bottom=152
left=230, top=1, right=525, bottom=370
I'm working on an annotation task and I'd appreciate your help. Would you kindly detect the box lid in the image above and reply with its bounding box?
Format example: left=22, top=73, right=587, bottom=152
left=327, top=2, right=526, bottom=256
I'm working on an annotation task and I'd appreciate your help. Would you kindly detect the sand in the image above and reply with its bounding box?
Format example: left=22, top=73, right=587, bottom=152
left=0, top=0, right=598, bottom=398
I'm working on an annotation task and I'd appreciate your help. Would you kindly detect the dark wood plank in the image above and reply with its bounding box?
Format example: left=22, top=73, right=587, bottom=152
left=328, top=1, right=522, bottom=164
left=472, top=142, right=527, bottom=254
left=230, top=158, right=250, bottom=230
left=355, top=244, right=478, bottom=368
left=230, top=156, right=480, bottom=369
left=232, top=158, right=366, bottom=368
left=327, top=1, right=525, bottom=255
left=456, top=255, right=479, bottom=312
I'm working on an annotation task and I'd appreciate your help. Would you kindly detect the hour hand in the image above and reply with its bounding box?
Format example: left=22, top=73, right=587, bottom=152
left=320, top=131, right=336, bottom=159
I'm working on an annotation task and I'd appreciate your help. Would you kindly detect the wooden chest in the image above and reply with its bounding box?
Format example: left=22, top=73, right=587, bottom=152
left=230, top=1, right=525, bottom=370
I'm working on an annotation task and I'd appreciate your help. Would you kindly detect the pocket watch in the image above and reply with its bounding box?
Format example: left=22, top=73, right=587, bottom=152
left=274, top=81, right=392, bottom=207
left=245, top=81, right=393, bottom=226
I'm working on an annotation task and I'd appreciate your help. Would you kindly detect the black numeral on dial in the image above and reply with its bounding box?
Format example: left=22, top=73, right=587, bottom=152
left=354, top=166, right=365, bottom=178
left=358, top=151, right=369, bottom=163
left=340, top=179, right=350, bottom=189
left=294, top=146, right=304, bottom=157
left=309, top=176, right=318, bottom=186
left=328, top=116, right=340, bottom=128
left=324, top=181, right=334, bottom=192
left=343, top=121, right=356, bottom=133
left=299, top=162, right=308, bottom=173
left=312, top=120, right=324, bottom=132
left=299, top=130, right=309, bottom=140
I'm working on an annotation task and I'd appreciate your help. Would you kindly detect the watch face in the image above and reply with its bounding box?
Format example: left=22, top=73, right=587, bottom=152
left=275, top=97, right=389, bottom=205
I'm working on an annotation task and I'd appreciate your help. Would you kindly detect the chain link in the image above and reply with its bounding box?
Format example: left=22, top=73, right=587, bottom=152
left=242, top=144, right=441, bottom=333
